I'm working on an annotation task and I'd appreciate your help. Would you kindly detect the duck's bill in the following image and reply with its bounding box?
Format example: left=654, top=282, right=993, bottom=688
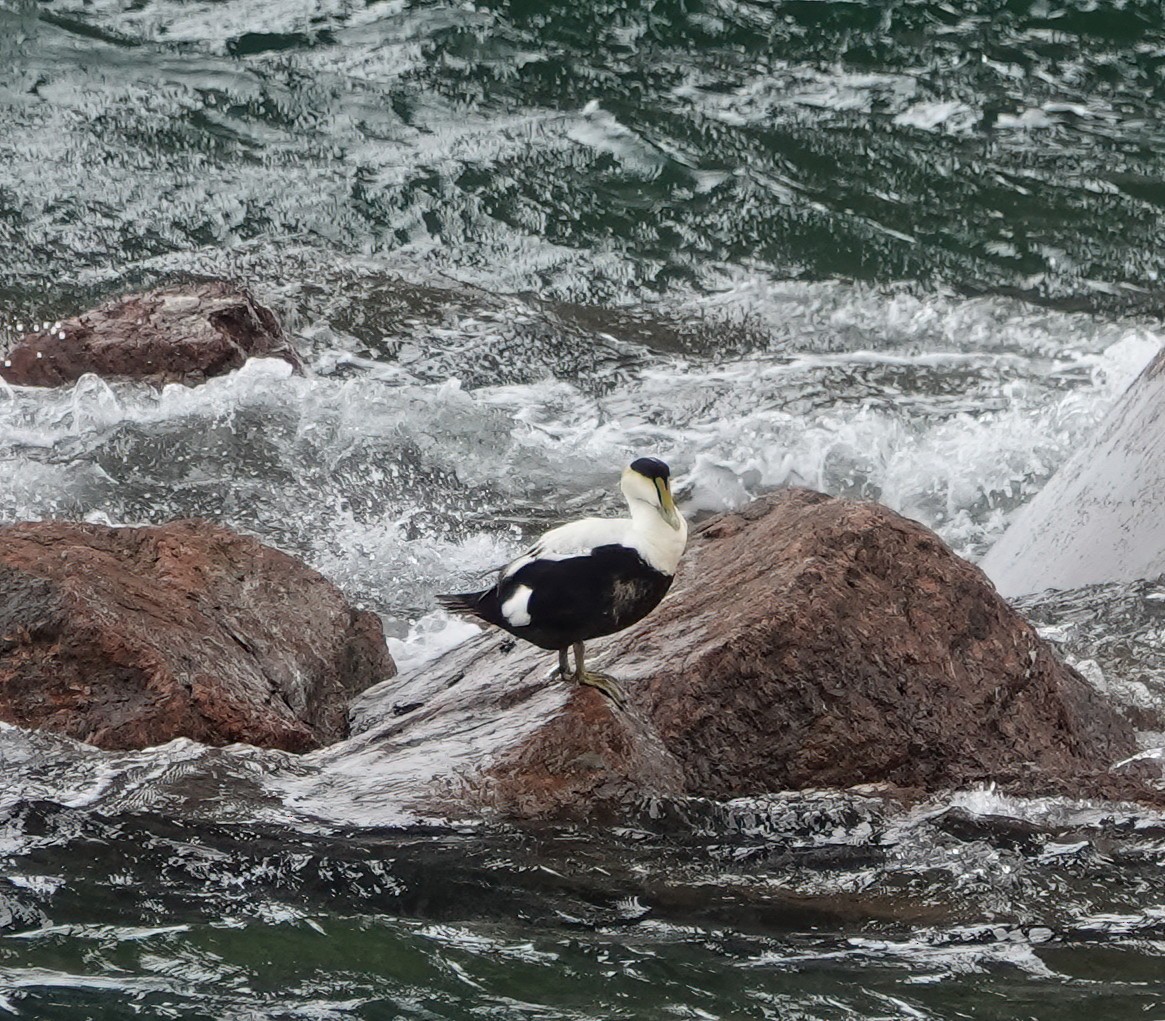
left=657, top=481, right=681, bottom=530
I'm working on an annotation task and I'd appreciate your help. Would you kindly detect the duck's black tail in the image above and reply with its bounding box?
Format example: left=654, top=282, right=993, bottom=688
left=436, top=590, right=479, bottom=613
left=436, top=589, right=497, bottom=623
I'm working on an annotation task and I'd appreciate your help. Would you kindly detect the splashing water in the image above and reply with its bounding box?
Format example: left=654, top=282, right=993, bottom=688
left=5, top=0, right=1165, bottom=1015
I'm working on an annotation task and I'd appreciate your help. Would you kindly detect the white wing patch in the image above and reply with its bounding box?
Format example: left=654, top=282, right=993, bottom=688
left=499, top=518, right=630, bottom=582
left=496, top=504, right=685, bottom=582
left=533, top=517, right=629, bottom=556
left=500, top=584, right=533, bottom=626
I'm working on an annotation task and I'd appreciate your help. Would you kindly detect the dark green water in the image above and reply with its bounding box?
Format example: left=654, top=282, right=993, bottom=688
left=5, top=0, right=1165, bottom=311
left=4, top=1, right=1165, bottom=1017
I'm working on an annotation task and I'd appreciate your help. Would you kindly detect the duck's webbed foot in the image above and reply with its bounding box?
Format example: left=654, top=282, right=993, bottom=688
left=576, top=670, right=627, bottom=707
left=560, top=642, right=627, bottom=706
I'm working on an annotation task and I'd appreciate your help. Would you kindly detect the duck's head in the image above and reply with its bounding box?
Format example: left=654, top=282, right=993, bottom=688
left=621, top=456, right=682, bottom=530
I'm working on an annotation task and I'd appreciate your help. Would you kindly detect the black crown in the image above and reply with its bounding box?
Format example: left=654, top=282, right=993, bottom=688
left=629, top=457, right=670, bottom=481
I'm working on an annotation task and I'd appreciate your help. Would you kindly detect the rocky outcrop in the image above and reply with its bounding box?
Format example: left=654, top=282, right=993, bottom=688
left=0, top=282, right=302, bottom=388
left=340, top=489, right=1138, bottom=822
left=982, top=344, right=1165, bottom=597
left=627, top=491, right=1135, bottom=796
left=0, top=520, right=394, bottom=751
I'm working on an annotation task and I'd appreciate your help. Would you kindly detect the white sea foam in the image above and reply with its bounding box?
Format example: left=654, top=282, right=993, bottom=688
left=745, top=928, right=1060, bottom=979
left=386, top=611, right=482, bottom=676
left=3, top=286, right=1160, bottom=620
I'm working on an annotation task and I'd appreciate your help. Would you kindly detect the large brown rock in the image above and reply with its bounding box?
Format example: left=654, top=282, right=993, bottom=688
left=627, top=490, right=1136, bottom=795
left=0, top=520, right=394, bottom=751
left=0, top=282, right=302, bottom=388
left=343, top=489, right=1139, bottom=822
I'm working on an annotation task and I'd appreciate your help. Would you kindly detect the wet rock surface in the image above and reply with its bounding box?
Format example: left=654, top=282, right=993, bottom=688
left=348, top=489, right=1141, bottom=822
left=0, top=281, right=302, bottom=388
left=0, top=519, right=394, bottom=751
left=982, top=344, right=1165, bottom=596
left=629, top=490, right=1137, bottom=798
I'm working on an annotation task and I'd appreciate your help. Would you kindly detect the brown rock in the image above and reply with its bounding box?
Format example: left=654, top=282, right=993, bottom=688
left=344, top=489, right=1139, bottom=822
left=0, top=519, right=394, bottom=751
left=628, top=489, right=1135, bottom=796
left=0, top=281, right=302, bottom=388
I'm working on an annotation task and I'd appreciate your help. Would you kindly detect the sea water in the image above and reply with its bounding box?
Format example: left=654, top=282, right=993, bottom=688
left=2, top=1, right=1165, bottom=1016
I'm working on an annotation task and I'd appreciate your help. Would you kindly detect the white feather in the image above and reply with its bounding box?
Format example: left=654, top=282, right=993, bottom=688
left=626, top=515, right=687, bottom=574
left=500, top=584, right=533, bottom=626
left=499, top=475, right=687, bottom=580
left=535, top=517, right=630, bottom=555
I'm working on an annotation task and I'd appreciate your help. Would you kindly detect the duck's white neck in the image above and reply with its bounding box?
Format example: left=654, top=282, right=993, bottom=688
left=626, top=496, right=687, bottom=574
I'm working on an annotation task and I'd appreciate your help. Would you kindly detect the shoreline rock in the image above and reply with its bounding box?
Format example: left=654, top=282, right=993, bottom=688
left=1, top=492, right=1149, bottom=819
left=0, top=519, right=394, bottom=751
left=342, top=489, right=1142, bottom=822
left=0, top=281, right=303, bottom=388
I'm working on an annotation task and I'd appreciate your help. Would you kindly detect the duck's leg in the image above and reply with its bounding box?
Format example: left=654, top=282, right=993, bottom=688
left=571, top=641, right=626, bottom=707
left=558, top=647, right=571, bottom=680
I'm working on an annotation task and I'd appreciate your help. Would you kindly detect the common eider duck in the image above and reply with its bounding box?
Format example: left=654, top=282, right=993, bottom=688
left=437, top=457, right=687, bottom=704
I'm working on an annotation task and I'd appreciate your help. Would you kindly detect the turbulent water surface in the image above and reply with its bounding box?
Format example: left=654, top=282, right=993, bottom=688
left=3, top=1, right=1165, bottom=1017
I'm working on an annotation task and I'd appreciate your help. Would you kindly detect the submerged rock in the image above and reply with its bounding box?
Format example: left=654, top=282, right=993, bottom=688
left=0, top=281, right=302, bottom=388
left=0, top=520, right=394, bottom=751
left=981, top=345, right=1165, bottom=596
left=345, top=489, right=1137, bottom=822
